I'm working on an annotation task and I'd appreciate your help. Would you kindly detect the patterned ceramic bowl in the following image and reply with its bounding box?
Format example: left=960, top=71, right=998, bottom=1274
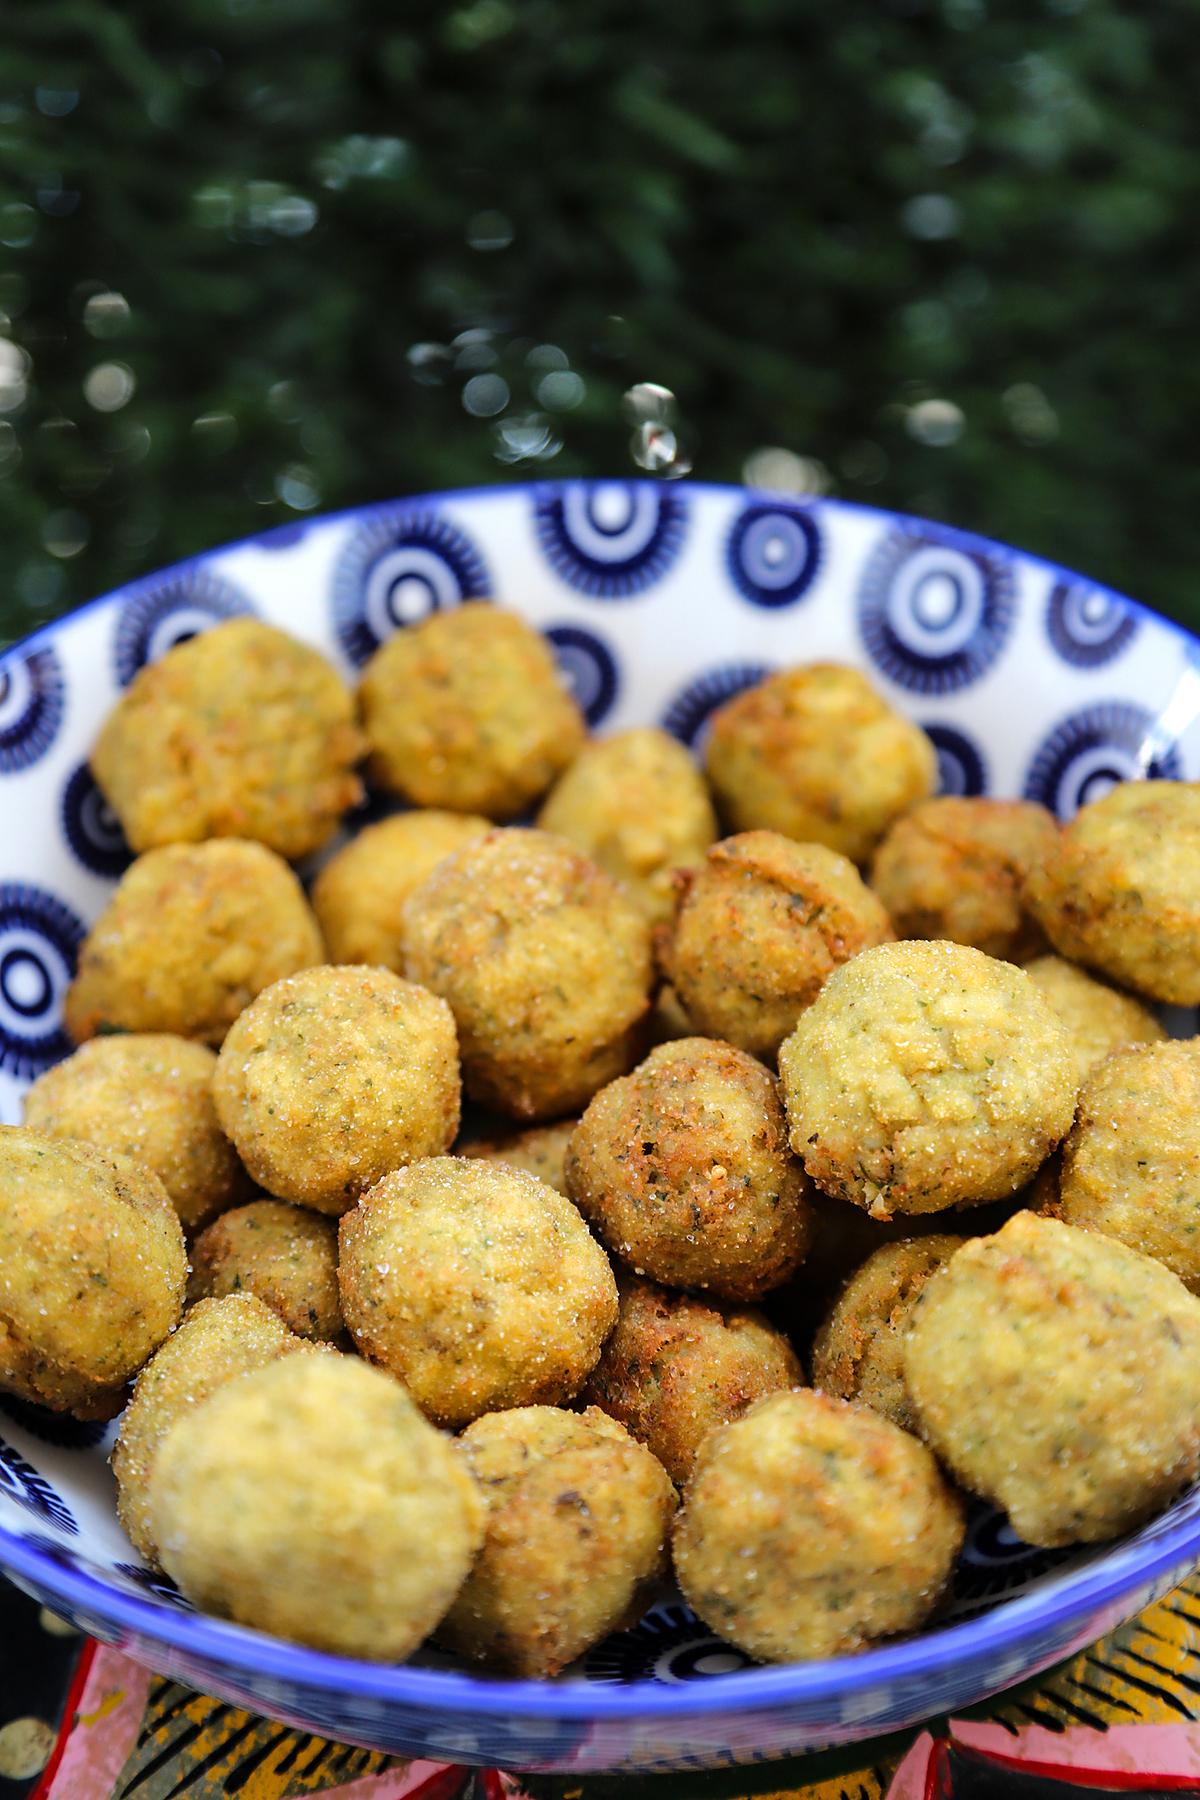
left=1, top=480, right=1199, bottom=1776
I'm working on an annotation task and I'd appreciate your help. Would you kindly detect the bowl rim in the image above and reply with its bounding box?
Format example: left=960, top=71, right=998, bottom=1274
left=1, top=478, right=1198, bottom=1722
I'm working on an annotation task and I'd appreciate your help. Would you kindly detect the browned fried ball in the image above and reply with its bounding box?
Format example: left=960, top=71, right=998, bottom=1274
left=811, top=1236, right=965, bottom=1432
left=1023, top=954, right=1168, bottom=1090
left=870, top=797, right=1059, bottom=961
left=359, top=603, right=585, bottom=817
left=310, top=809, right=493, bottom=972
left=92, top=619, right=364, bottom=860
left=0, top=1128, right=186, bottom=1419
left=538, top=727, right=718, bottom=921
left=404, top=828, right=653, bottom=1120
left=438, top=1405, right=676, bottom=1676
left=1024, top=781, right=1200, bottom=1004
left=704, top=663, right=937, bottom=864
left=213, top=965, right=460, bottom=1215
left=188, top=1201, right=343, bottom=1340
left=64, top=841, right=324, bottom=1046
left=1055, top=1041, right=1200, bottom=1292
left=582, top=1275, right=803, bottom=1484
left=23, top=1034, right=250, bottom=1234
left=657, top=831, right=894, bottom=1060
left=112, top=1292, right=305, bottom=1565
left=338, top=1156, right=618, bottom=1428
left=566, top=1037, right=813, bottom=1301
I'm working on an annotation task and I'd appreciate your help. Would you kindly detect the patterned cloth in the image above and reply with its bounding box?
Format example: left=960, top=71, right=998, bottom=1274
left=4, top=1573, right=1200, bottom=1799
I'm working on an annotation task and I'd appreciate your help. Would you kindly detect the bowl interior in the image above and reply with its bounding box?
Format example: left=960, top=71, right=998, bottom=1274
left=2, top=479, right=1199, bottom=1767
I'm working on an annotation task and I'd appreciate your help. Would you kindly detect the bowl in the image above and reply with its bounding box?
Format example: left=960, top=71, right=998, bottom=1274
left=1, top=478, right=1199, bottom=1776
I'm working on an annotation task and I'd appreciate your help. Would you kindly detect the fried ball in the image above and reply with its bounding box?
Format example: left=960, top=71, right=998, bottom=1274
left=404, top=828, right=653, bottom=1121
left=869, top=797, right=1059, bottom=962
left=1024, top=954, right=1167, bottom=1089
left=1055, top=1041, right=1200, bottom=1292
left=213, top=965, right=460, bottom=1215
left=658, top=832, right=894, bottom=1060
left=189, top=1201, right=343, bottom=1340
left=112, top=1293, right=304, bottom=1565
left=673, top=1389, right=963, bottom=1662
left=23, top=1034, right=250, bottom=1234
left=460, top=1118, right=576, bottom=1196
left=338, top=1156, right=617, bottom=1428
left=538, top=728, right=718, bottom=922
left=64, top=841, right=324, bottom=1047
left=310, top=809, right=493, bottom=971
left=0, top=1128, right=186, bottom=1419
left=565, top=1037, right=813, bottom=1301
left=582, top=1276, right=803, bottom=1485
left=905, top=1211, right=1200, bottom=1545
left=91, top=619, right=364, bottom=860
left=812, top=1236, right=965, bottom=1433
left=778, top=941, right=1077, bottom=1217
left=1024, top=781, right=1200, bottom=1004
left=359, top=602, right=585, bottom=818
left=438, top=1406, right=676, bottom=1676
left=704, top=663, right=937, bottom=865
left=149, top=1354, right=485, bottom=1661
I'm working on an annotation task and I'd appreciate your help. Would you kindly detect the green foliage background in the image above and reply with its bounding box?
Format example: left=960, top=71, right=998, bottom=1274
left=1, top=0, right=1197, bottom=642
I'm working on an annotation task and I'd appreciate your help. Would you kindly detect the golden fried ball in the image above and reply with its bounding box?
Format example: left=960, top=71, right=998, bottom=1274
left=0, top=1128, right=186, bottom=1419
left=905, top=1211, right=1200, bottom=1545
left=23, top=1034, right=250, bottom=1234
left=459, top=1118, right=577, bottom=1196
left=149, top=1354, right=485, bottom=1661
left=64, top=841, right=324, bottom=1047
left=582, top=1275, right=803, bottom=1485
left=811, top=1236, right=965, bottom=1433
left=657, top=832, right=894, bottom=1060
left=565, top=1037, right=813, bottom=1301
left=704, top=664, right=937, bottom=864
left=189, top=1201, right=343, bottom=1340
left=91, top=619, right=364, bottom=860
left=869, top=797, right=1059, bottom=961
left=1056, top=1041, right=1200, bottom=1292
left=779, top=941, right=1077, bottom=1217
left=112, top=1293, right=304, bottom=1565
left=359, top=603, right=585, bottom=818
left=310, top=809, right=493, bottom=972
left=213, top=965, right=460, bottom=1215
left=538, top=728, right=717, bottom=922
left=1024, top=955, right=1167, bottom=1089
left=673, top=1389, right=963, bottom=1662
left=438, top=1406, right=676, bottom=1676
left=404, top=828, right=653, bottom=1121
left=1024, top=781, right=1200, bottom=1004
left=338, top=1156, right=618, bottom=1428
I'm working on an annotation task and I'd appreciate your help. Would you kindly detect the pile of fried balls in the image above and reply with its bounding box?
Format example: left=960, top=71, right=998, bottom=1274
left=5, top=603, right=1200, bottom=1677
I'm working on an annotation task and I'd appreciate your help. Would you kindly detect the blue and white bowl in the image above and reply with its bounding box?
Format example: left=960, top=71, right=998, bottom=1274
left=1, top=479, right=1199, bottom=1775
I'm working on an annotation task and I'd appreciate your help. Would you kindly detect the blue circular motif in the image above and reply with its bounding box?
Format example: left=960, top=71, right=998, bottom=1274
left=921, top=722, right=988, bottom=797
left=1023, top=702, right=1181, bottom=820
left=585, top=1604, right=754, bottom=1685
left=1046, top=579, right=1140, bottom=669
left=0, top=1394, right=107, bottom=1450
left=534, top=481, right=688, bottom=599
left=726, top=503, right=821, bottom=609
left=61, top=764, right=132, bottom=879
left=544, top=624, right=619, bottom=727
left=113, top=566, right=255, bottom=687
left=0, top=1438, right=77, bottom=1534
left=0, top=883, right=84, bottom=1080
left=113, top=1563, right=195, bottom=1609
left=857, top=529, right=1016, bottom=695
left=0, top=646, right=66, bottom=774
left=661, top=664, right=772, bottom=751
left=952, top=1502, right=1072, bottom=1607
left=332, top=510, right=491, bottom=667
